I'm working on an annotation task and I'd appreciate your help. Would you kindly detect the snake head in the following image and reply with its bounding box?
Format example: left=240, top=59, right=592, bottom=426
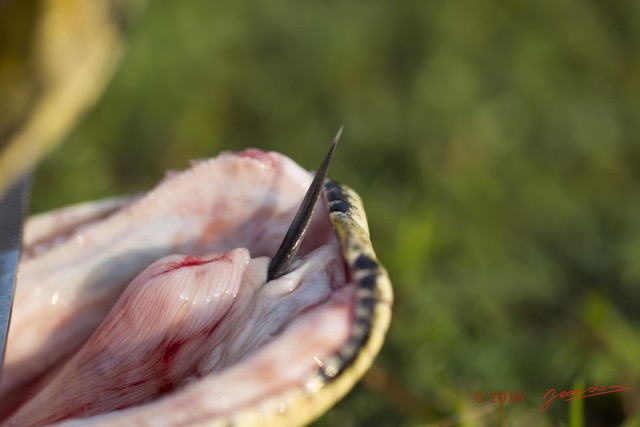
left=1, top=139, right=392, bottom=426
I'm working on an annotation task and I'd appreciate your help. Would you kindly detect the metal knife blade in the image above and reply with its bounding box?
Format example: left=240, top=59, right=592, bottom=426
left=0, top=174, right=31, bottom=384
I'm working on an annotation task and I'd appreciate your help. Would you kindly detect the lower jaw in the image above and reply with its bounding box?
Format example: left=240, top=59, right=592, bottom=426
left=2, top=256, right=355, bottom=427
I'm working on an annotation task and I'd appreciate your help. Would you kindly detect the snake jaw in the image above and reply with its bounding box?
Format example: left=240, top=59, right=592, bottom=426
left=1, top=147, right=392, bottom=427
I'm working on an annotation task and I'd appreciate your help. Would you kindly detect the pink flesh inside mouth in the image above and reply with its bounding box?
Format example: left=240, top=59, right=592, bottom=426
left=0, top=150, right=355, bottom=426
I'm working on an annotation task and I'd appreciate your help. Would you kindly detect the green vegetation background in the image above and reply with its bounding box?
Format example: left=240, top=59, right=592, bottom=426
left=31, top=1, right=640, bottom=426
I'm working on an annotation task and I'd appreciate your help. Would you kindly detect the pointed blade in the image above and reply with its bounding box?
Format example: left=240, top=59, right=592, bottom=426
left=267, top=127, right=342, bottom=281
left=0, top=173, right=31, bottom=384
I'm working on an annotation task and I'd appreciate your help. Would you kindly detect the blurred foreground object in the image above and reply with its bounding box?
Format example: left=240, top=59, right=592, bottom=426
left=0, top=0, right=145, bottom=197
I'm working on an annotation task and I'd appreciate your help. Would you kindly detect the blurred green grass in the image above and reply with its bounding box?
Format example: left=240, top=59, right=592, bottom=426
left=31, top=1, right=640, bottom=425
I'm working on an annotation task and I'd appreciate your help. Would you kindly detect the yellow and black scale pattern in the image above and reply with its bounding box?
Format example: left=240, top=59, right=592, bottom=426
left=218, top=180, right=393, bottom=427
left=316, top=179, right=393, bottom=383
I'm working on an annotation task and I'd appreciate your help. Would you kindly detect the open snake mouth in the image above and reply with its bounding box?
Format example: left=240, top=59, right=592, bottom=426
left=0, top=149, right=392, bottom=427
